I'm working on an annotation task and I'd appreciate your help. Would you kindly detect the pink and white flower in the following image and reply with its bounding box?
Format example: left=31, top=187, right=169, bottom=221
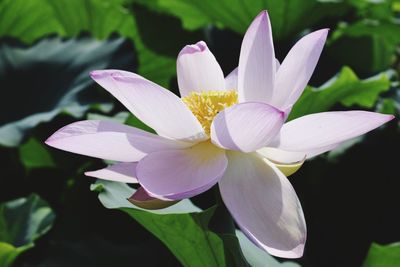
left=45, top=11, right=394, bottom=258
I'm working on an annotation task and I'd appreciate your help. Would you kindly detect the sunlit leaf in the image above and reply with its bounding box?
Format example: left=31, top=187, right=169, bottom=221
left=377, top=98, right=399, bottom=116
left=92, top=181, right=303, bottom=267
left=92, top=181, right=228, bottom=266
left=0, top=194, right=55, bottom=267
left=132, top=0, right=348, bottom=40
left=289, top=67, right=391, bottom=120
left=329, top=20, right=400, bottom=73
left=0, top=0, right=176, bottom=87
left=362, top=242, right=400, bottom=267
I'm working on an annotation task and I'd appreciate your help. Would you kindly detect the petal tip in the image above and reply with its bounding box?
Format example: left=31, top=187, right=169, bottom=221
left=249, top=10, right=272, bottom=29
left=44, top=132, right=59, bottom=146
left=44, top=137, right=52, bottom=146
left=315, top=28, right=329, bottom=39
left=83, top=171, right=95, bottom=177
left=256, top=10, right=270, bottom=21
left=387, top=114, right=396, bottom=121
left=371, top=112, right=395, bottom=124
left=89, top=70, right=100, bottom=78
left=179, top=41, right=208, bottom=56
left=90, top=70, right=109, bottom=80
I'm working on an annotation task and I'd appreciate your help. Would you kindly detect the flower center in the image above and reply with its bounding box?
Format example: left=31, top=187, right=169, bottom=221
left=182, top=90, right=238, bottom=136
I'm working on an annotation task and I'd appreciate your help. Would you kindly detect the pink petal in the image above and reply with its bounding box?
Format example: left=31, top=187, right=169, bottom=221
left=271, top=29, right=328, bottom=110
left=177, top=41, right=225, bottom=97
left=85, top=162, right=138, bottom=183
left=276, top=111, right=394, bottom=158
left=46, top=120, right=191, bottom=162
left=136, top=141, right=227, bottom=200
left=128, top=186, right=178, bottom=210
left=219, top=151, right=306, bottom=258
left=211, top=102, right=285, bottom=152
left=225, top=67, right=238, bottom=91
left=257, top=147, right=305, bottom=165
left=238, top=11, right=275, bottom=103
left=91, top=70, right=206, bottom=141
left=90, top=69, right=135, bottom=113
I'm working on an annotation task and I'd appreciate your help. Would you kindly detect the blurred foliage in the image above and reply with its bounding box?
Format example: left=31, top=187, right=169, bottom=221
left=289, top=66, right=391, bottom=120
left=130, top=0, right=348, bottom=40
left=0, top=0, right=177, bottom=87
left=0, top=36, right=133, bottom=147
left=0, top=0, right=399, bottom=266
left=362, top=243, right=400, bottom=267
left=18, top=138, right=56, bottom=170
left=0, top=195, right=55, bottom=267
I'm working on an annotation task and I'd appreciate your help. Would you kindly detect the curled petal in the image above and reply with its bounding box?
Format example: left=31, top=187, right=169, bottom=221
left=257, top=147, right=305, bottom=164
left=128, top=187, right=179, bottom=210
left=177, top=41, right=225, bottom=97
left=257, top=147, right=306, bottom=176
left=137, top=141, right=228, bottom=200
left=219, top=152, right=306, bottom=258
left=211, top=102, right=284, bottom=152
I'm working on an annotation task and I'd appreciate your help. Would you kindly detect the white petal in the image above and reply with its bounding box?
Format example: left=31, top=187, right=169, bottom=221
left=276, top=111, right=394, bottom=158
left=238, top=11, right=275, bottom=103
left=85, top=162, right=138, bottom=183
left=271, top=29, right=328, bottom=109
left=225, top=67, right=238, bottom=91
left=46, top=120, right=191, bottom=162
left=257, top=147, right=305, bottom=164
left=211, top=102, right=284, bottom=152
left=219, top=152, right=306, bottom=258
left=137, top=142, right=227, bottom=200
left=257, top=147, right=306, bottom=176
left=91, top=70, right=206, bottom=141
left=177, top=41, right=225, bottom=97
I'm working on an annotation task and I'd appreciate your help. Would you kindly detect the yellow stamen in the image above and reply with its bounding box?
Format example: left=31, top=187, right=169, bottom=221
left=182, top=90, right=238, bottom=136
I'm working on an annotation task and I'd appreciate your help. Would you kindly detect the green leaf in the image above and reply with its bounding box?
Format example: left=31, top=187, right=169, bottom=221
left=92, top=181, right=303, bottom=267
left=92, top=181, right=227, bottom=266
left=132, top=0, right=348, bottom=40
left=362, top=242, right=400, bottom=267
left=0, top=36, right=134, bottom=147
left=288, top=67, right=391, bottom=120
left=0, top=194, right=55, bottom=267
left=377, top=98, right=399, bottom=116
left=0, top=0, right=176, bottom=87
left=90, top=180, right=200, bottom=213
left=329, top=20, right=400, bottom=73
left=19, top=137, right=56, bottom=169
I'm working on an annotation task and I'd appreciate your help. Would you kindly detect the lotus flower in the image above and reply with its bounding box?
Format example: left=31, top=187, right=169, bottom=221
left=45, top=11, right=394, bottom=258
